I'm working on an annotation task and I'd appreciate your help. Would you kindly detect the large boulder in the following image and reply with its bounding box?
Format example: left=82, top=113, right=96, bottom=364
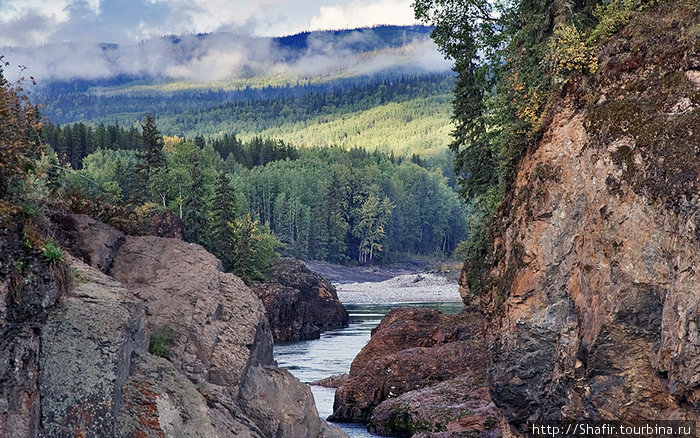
left=111, top=236, right=346, bottom=437
left=51, top=212, right=125, bottom=274
left=368, top=373, right=500, bottom=438
left=330, top=307, right=492, bottom=429
left=253, top=258, right=349, bottom=342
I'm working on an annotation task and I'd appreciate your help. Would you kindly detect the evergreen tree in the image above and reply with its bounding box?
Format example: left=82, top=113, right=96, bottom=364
left=183, top=151, right=208, bottom=244
left=210, top=172, right=237, bottom=269
left=134, top=113, right=165, bottom=203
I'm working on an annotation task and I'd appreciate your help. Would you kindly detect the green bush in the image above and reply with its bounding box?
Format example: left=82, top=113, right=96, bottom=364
left=588, top=0, right=654, bottom=43
left=43, top=242, right=63, bottom=264
left=149, top=325, right=176, bottom=358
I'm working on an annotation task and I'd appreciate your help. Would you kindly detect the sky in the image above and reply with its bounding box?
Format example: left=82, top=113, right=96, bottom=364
left=0, top=0, right=422, bottom=47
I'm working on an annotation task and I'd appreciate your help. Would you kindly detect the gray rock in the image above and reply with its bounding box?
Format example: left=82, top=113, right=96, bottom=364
left=40, top=256, right=147, bottom=437
left=116, top=354, right=218, bottom=438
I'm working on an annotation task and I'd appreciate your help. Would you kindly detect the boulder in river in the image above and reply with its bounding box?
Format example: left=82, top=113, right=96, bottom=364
left=329, top=307, right=498, bottom=438
left=253, top=258, right=349, bottom=342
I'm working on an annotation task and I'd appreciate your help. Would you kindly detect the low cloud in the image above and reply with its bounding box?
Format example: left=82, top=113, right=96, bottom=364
left=2, top=27, right=451, bottom=83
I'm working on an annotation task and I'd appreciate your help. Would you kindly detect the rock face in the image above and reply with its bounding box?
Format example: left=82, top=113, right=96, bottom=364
left=330, top=307, right=499, bottom=437
left=253, top=258, right=349, bottom=342
left=39, top=256, right=148, bottom=437
left=51, top=212, right=125, bottom=274
left=0, top=206, right=66, bottom=438
left=1, top=211, right=344, bottom=437
left=475, top=2, right=700, bottom=430
left=111, top=236, right=346, bottom=437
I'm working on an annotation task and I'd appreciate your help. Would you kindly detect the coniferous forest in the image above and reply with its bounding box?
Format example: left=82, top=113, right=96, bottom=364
left=42, top=116, right=466, bottom=277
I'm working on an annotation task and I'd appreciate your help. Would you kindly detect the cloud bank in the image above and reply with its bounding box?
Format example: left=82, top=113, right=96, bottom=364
left=2, top=28, right=452, bottom=83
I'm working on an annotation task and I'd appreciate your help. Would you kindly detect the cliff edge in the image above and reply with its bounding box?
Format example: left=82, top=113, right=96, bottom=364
left=471, top=1, right=699, bottom=430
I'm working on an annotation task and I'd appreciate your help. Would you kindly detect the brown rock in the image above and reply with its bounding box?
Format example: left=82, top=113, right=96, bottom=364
left=253, top=258, right=349, bottom=342
left=482, top=6, right=700, bottom=429
left=369, top=373, right=501, bottom=438
left=329, top=307, right=489, bottom=424
left=313, top=374, right=349, bottom=388
left=111, top=236, right=346, bottom=437
left=51, top=212, right=125, bottom=274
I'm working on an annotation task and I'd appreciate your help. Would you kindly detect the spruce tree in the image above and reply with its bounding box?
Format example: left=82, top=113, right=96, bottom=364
left=133, top=113, right=165, bottom=203
left=210, top=172, right=237, bottom=269
left=183, top=151, right=208, bottom=245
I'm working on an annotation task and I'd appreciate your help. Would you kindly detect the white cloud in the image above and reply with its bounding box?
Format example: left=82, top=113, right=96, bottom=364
left=309, top=0, right=419, bottom=31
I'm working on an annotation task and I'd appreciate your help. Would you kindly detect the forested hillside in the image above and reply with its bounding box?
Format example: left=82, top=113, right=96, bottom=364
left=16, top=25, right=466, bottom=271
left=44, top=119, right=466, bottom=269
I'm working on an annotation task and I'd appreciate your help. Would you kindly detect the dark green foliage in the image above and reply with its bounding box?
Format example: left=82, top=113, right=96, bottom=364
left=133, top=113, right=166, bottom=204
left=149, top=325, right=176, bottom=358
left=209, top=172, right=238, bottom=270
left=183, top=152, right=208, bottom=245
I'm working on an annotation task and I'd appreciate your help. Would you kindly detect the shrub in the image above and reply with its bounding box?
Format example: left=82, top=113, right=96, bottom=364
left=588, top=0, right=654, bottom=43
left=544, top=24, right=598, bottom=83
left=43, top=242, right=63, bottom=264
left=149, top=325, right=176, bottom=358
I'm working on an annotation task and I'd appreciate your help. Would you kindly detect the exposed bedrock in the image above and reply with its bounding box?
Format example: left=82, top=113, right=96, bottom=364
left=330, top=307, right=500, bottom=437
left=473, top=6, right=700, bottom=430
left=253, top=257, right=349, bottom=342
left=14, top=213, right=346, bottom=437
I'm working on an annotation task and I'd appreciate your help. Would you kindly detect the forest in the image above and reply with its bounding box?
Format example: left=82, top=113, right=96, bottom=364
left=42, top=116, right=467, bottom=279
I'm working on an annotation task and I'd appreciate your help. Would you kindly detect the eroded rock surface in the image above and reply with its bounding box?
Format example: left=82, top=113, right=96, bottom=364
left=476, top=3, right=700, bottom=429
left=40, top=256, right=147, bottom=437
left=51, top=212, right=125, bottom=274
left=111, top=236, right=346, bottom=437
left=330, top=307, right=494, bottom=435
left=0, top=206, right=65, bottom=438
left=253, top=258, right=349, bottom=342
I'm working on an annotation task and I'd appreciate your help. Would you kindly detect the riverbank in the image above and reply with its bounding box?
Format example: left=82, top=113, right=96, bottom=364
left=336, top=273, right=461, bottom=304
left=304, top=260, right=463, bottom=304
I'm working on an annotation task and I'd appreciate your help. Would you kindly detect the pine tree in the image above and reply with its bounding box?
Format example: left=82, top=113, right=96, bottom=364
left=183, top=151, right=208, bottom=245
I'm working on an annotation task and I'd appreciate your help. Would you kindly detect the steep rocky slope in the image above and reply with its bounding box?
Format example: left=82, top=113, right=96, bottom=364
left=2, top=212, right=345, bottom=437
left=253, top=258, right=349, bottom=342
left=469, top=1, right=700, bottom=430
left=0, top=205, right=67, bottom=437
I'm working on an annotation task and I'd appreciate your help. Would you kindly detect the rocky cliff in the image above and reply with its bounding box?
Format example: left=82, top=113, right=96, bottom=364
left=0, top=205, right=67, bottom=437
left=1, top=212, right=346, bottom=437
left=469, top=1, right=699, bottom=431
left=253, top=258, right=349, bottom=342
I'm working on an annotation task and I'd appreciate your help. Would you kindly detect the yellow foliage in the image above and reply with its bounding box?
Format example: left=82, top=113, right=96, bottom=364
left=544, top=24, right=598, bottom=82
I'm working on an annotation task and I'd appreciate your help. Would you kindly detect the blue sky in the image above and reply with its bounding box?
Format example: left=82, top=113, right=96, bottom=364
left=0, top=0, right=421, bottom=47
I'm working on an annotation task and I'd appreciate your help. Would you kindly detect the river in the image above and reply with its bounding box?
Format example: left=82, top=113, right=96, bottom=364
left=274, top=301, right=465, bottom=437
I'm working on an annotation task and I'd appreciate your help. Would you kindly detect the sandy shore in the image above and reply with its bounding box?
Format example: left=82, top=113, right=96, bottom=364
left=336, top=273, right=461, bottom=304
